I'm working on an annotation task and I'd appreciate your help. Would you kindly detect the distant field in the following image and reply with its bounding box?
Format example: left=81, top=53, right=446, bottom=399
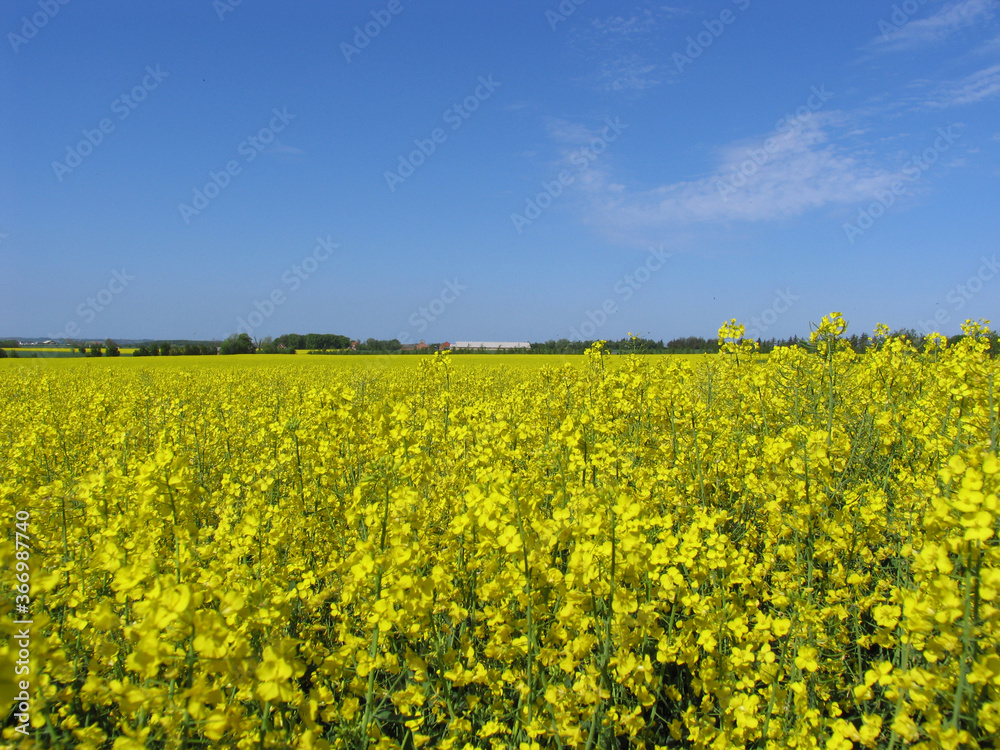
left=8, top=347, right=137, bottom=356
left=0, top=352, right=719, bottom=368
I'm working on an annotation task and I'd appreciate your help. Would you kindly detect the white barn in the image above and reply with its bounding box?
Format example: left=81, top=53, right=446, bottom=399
left=450, top=341, right=531, bottom=351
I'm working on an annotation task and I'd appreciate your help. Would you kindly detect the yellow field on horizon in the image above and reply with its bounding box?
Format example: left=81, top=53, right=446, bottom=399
left=0, top=352, right=718, bottom=371
left=1, top=321, right=997, bottom=749
left=9, top=347, right=139, bottom=355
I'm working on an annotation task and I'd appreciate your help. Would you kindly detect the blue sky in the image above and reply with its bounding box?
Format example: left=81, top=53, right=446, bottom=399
left=2, top=0, right=998, bottom=343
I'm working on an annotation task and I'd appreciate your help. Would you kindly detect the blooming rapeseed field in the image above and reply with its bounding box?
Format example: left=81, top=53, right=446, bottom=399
left=0, top=316, right=998, bottom=749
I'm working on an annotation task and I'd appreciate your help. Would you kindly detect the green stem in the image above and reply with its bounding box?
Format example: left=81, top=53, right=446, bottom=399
left=951, top=546, right=980, bottom=730
left=515, top=493, right=535, bottom=734
left=361, top=484, right=392, bottom=745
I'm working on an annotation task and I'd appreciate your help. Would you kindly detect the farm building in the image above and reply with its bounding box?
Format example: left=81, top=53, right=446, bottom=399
left=450, top=341, right=531, bottom=351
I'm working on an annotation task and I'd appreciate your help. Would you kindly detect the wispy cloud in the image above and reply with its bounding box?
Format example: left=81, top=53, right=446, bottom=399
left=267, top=141, right=306, bottom=157
left=925, top=63, right=1000, bottom=105
left=874, top=0, right=997, bottom=51
left=569, top=7, right=675, bottom=95
left=546, top=118, right=604, bottom=145
left=585, top=12, right=660, bottom=48
left=563, top=115, right=918, bottom=240
left=596, top=55, right=661, bottom=92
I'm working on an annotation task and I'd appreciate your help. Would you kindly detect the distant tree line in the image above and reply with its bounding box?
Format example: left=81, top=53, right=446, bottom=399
left=134, top=341, right=219, bottom=356
left=132, top=333, right=336, bottom=356
left=527, top=330, right=1000, bottom=356
left=527, top=337, right=670, bottom=354
left=168, top=329, right=1000, bottom=357
left=66, top=339, right=122, bottom=357
left=3, top=329, right=982, bottom=359
left=220, top=334, right=255, bottom=355
left=754, top=330, right=999, bottom=356
left=355, top=338, right=403, bottom=352
left=272, top=333, right=353, bottom=351
left=0, top=337, right=21, bottom=357
left=229, top=333, right=398, bottom=354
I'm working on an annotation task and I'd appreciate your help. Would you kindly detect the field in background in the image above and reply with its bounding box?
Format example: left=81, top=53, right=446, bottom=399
left=8, top=347, right=138, bottom=357
left=0, top=352, right=714, bottom=368
left=1, top=323, right=997, bottom=749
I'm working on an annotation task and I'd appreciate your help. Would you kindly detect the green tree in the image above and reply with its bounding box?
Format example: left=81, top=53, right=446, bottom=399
left=219, top=333, right=255, bottom=355
left=105, top=339, right=121, bottom=357
left=274, top=333, right=303, bottom=351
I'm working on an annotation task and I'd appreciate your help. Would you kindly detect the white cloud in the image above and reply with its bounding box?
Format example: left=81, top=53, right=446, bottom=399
left=569, top=6, right=673, bottom=96
left=925, top=63, right=1000, bottom=105
left=587, top=12, right=659, bottom=44
left=596, top=55, right=661, bottom=92
left=546, top=118, right=603, bottom=145
left=875, top=0, right=997, bottom=51
left=267, top=142, right=306, bottom=156
left=570, top=115, right=910, bottom=236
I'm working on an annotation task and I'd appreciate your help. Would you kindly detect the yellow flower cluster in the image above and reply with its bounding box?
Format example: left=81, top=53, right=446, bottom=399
left=0, top=319, right=997, bottom=749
